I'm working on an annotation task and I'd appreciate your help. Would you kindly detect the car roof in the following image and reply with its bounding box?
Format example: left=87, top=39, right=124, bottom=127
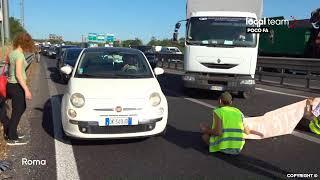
left=84, top=47, right=142, bottom=54
left=61, top=45, right=77, bottom=48
left=65, top=48, right=83, bottom=51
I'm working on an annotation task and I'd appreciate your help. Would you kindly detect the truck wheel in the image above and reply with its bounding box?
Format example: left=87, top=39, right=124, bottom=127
left=240, top=90, right=254, bottom=99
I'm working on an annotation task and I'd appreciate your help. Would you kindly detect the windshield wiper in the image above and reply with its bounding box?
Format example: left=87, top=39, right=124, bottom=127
left=204, top=44, right=236, bottom=48
left=186, top=40, right=204, bottom=45
left=76, top=73, right=100, bottom=78
left=114, top=74, right=151, bottom=78
left=186, top=40, right=237, bottom=48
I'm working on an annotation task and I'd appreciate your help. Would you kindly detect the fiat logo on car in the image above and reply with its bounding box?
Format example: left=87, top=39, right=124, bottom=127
left=115, top=106, right=123, bottom=112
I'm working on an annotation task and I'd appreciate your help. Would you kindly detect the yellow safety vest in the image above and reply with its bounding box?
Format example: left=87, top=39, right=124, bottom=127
left=309, top=117, right=320, bottom=135
left=210, top=106, right=245, bottom=155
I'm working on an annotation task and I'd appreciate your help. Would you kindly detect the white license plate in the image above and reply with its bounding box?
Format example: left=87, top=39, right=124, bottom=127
left=210, top=86, right=225, bottom=91
left=99, top=117, right=133, bottom=126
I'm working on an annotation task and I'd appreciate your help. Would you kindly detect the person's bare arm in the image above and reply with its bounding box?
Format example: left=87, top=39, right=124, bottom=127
left=16, top=59, right=32, bottom=100
left=201, top=113, right=222, bottom=136
left=244, top=125, right=264, bottom=138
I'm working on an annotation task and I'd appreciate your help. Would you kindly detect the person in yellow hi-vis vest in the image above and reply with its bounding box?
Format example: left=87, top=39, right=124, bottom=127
left=306, top=98, right=320, bottom=135
left=200, top=92, right=264, bottom=155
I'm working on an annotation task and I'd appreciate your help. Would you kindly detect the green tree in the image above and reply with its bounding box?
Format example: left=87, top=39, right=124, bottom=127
left=113, top=40, right=121, bottom=47
left=147, top=36, right=161, bottom=46
left=147, top=36, right=185, bottom=53
left=49, top=39, right=63, bottom=44
left=122, top=38, right=143, bottom=47
left=9, top=17, right=26, bottom=40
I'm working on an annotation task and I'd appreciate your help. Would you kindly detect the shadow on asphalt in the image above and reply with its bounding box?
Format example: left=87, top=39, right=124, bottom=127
left=39, top=93, right=295, bottom=179
left=41, top=96, right=148, bottom=146
left=47, top=67, right=67, bottom=85
left=163, top=125, right=292, bottom=180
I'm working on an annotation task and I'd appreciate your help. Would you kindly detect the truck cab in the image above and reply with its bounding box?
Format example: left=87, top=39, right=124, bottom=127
left=174, top=0, right=263, bottom=98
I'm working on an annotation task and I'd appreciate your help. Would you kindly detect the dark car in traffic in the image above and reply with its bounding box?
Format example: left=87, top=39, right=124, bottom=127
left=56, top=45, right=78, bottom=60
left=41, top=46, right=50, bottom=56
left=130, top=46, right=158, bottom=69
left=48, top=46, right=58, bottom=58
left=57, top=48, right=83, bottom=83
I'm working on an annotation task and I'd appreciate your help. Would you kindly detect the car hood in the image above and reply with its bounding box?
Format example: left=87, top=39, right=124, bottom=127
left=67, top=78, right=162, bottom=99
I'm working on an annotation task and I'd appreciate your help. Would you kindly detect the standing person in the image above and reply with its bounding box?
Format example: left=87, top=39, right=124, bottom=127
left=36, top=45, right=41, bottom=63
left=200, top=92, right=263, bottom=155
left=5, top=32, right=34, bottom=145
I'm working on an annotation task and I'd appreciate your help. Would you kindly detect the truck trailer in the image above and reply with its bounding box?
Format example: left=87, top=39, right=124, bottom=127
left=173, top=0, right=263, bottom=98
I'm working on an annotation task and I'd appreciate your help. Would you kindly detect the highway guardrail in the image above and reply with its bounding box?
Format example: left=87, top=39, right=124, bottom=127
left=154, top=54, right=320, bottom=91
left=0, top=53, right=35, bottom=72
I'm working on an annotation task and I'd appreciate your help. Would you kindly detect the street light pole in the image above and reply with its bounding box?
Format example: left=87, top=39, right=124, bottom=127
left=20, top=0, right=24, bottom=28
left=3, top=0, right=9, bottom=41
left=0, top=0, right=5, bottom=59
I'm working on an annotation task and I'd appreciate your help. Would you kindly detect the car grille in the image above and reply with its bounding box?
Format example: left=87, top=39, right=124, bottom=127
left=78, top=122, right=156, bottom=134
left=201, top=63, right=238, bottom=69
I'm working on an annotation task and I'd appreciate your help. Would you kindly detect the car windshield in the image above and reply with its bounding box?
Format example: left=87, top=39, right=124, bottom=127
left=75, top=50, right=153, bottom=79
left=187, top=17, right=257, bottom=47
left=64, top=49, right=82, bottom=66
left=66, top=49, right=82, bottom=61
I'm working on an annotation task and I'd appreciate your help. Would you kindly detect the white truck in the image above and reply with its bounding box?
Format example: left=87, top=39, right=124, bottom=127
left=173, top=0, right=263, bottom=98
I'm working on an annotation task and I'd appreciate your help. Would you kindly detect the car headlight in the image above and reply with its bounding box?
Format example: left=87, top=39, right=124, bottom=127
left=67, top=109, right=77, bottom=118
left=183, top=75, right=195, bottom=81
left=70, top=93, right=85, bottom=108
left=149, top=93, right=161, bottom=107
left=240, top=80, right=255, bottom=85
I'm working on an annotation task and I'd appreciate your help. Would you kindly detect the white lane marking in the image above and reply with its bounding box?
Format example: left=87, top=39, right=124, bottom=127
left=292, top=131, right=320, bottom=144
left=165, top=89, right=320, bottom=144
left=185, top=98, right=216, bottom=109
left=43, top=60, right=80, bottom=180
left=255, top=87, right=309, bottom=99
left=165, top=89, right=216, bottom=109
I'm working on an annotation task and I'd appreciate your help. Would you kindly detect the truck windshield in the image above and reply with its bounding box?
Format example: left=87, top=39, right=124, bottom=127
left=187, top=17, right=257, bottom=47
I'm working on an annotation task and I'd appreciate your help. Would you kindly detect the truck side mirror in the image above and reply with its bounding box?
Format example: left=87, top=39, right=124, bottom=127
left=173, top=22, right=181, bottom=42
left=175, top=22, right=181, bottom=29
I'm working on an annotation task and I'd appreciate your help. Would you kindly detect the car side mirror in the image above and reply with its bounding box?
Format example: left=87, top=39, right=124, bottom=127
left=60, top=65, right=73, bottom=75
left=154, top=67, right=164, bottom=76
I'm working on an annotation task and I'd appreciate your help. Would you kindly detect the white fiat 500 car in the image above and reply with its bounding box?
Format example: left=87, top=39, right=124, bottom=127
left=60, top=47, right=168, bottom=139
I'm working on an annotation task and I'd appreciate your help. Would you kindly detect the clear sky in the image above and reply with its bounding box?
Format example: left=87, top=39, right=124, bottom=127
left=8, top=0, right=320, bottom=43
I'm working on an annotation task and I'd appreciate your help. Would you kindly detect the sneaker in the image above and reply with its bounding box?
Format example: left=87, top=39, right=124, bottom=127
left=6, top=139, right=28, bottom=146
left=18, top=133, right=25, bottom=139
left=4, top=133, right=25, bottom=140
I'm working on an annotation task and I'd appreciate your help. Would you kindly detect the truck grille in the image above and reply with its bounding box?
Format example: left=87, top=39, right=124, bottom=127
left=208, top=80, right=228, bottom=86
left=201, top=63, right=238, bottom=69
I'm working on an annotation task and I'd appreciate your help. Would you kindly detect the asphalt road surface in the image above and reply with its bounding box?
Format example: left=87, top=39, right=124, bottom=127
left=7, top=55, right=320, bottom=180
